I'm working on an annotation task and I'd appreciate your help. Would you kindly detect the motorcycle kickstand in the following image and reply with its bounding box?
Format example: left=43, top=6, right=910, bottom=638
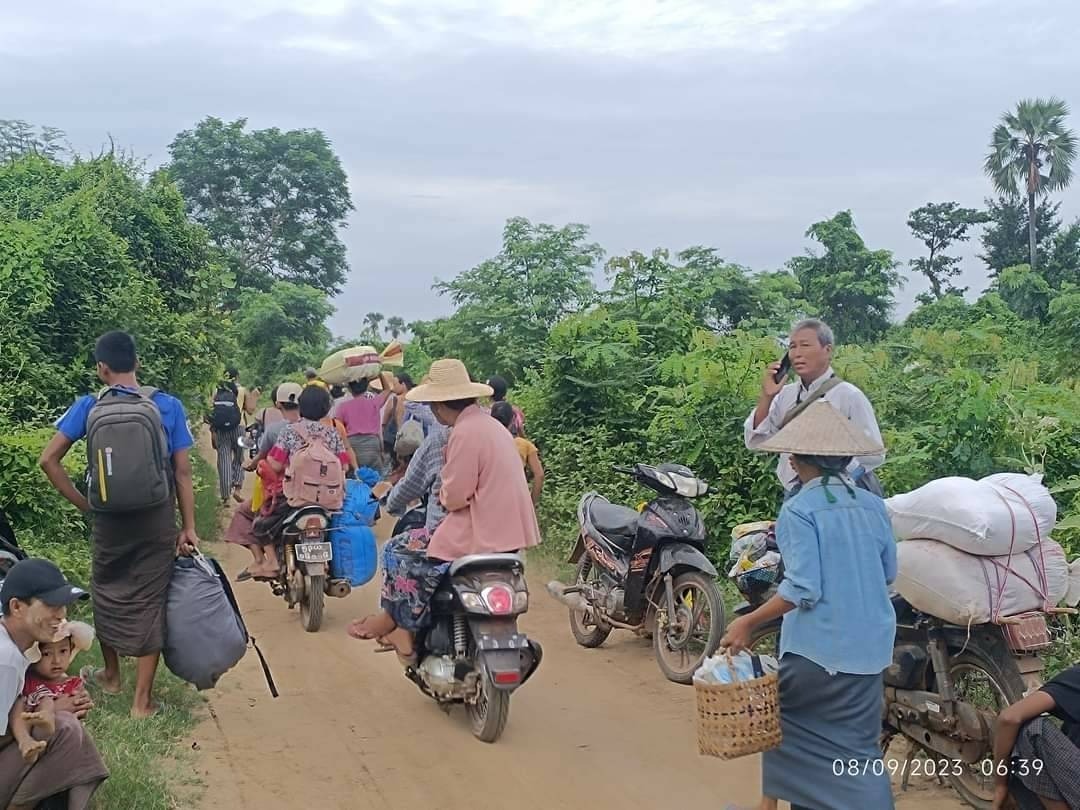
left=900, top=744, right=917, bottom=792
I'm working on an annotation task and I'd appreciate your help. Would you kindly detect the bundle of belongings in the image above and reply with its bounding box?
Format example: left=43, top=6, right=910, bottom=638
left=728, top=521, right=782, bottom=602
left=886, top=472, right=1080, bottom=626
left=318, top=341, right=404, bottom=386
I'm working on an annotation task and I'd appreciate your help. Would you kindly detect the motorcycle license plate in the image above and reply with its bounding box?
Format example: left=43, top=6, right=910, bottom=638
left=296, top=542, right=332, bottom=563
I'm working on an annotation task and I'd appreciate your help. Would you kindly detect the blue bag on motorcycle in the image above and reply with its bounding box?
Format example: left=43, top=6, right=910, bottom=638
left=329, top=477, right=379, bottom=586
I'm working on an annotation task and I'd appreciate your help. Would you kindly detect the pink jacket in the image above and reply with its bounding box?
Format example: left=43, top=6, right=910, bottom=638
left=427, top=405, right=542, bottom=561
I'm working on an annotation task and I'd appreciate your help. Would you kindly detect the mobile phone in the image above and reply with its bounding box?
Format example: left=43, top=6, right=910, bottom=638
left=774, top=352, right=792, bottom=384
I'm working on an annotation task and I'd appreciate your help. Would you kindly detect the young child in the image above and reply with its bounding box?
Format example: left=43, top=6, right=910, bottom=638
left=7, top=621, right=94, bottom=764
left=23, top=620, right=95, bottom=710
left=490, top=402, right=544, bottom=505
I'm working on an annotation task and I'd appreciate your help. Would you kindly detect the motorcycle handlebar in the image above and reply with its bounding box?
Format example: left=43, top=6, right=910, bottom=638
left=611, top=464, right=636, bottom=475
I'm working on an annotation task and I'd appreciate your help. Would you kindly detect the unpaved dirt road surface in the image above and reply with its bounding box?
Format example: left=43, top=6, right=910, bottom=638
left=182, top=444, right=967, bottom=810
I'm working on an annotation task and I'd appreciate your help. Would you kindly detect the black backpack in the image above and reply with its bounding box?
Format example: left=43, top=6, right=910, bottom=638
left=211, top=382, right=242, bottom=432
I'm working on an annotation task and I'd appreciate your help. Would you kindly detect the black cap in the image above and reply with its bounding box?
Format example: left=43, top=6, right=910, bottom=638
left=0, top=559, right=89, bottom=610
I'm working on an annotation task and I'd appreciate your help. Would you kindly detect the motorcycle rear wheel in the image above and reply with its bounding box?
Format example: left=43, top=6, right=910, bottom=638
left=653, top=571, right=725, bottom=685
left=941, top=647, right=1026, bottom=809
left=568, top=557, right=612, bottom=648
left=301, top=575, right=325, bottom=633
left=468, top=673, right=510, bottom=743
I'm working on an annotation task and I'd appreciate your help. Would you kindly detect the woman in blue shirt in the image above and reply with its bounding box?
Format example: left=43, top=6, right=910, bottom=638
left=721, top=400, right=897, bottom=810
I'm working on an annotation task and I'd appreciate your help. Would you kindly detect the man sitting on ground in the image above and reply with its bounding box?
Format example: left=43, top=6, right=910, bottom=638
left=0, top=559, right=108, bottom=810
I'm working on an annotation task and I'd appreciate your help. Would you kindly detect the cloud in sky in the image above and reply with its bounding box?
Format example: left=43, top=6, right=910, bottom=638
left=2, top=0, right=1078, bottom=338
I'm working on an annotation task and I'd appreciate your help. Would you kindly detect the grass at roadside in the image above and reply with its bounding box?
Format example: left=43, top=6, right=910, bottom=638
left=80, top=450, right=223, bottom=809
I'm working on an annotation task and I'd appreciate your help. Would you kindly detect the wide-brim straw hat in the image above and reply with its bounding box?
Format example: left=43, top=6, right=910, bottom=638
left=758, top=400, right=884, bottom=457
left=406, top=359, right=493, bottom=403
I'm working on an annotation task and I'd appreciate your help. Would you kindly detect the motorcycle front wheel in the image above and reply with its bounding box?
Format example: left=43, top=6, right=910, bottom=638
left=653, top=571, right=725, bottom=684
left=301, top=574, right=325, bottom=633
left=467, top=673, right=510, bottom=743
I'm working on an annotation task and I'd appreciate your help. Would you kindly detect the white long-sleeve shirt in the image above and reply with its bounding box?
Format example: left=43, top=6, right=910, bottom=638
left=743, top=367, right=885, bottom=491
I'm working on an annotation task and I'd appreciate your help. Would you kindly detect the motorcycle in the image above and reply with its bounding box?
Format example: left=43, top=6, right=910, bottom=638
left=547, top=463, right=725, bottom=684
left=257, top=504, right=352, bottom=633
left=730, top=536, right=1048, bottom=809
left=238, top=422, right=262, bottom=461
left=383, top=498, right=542, bottom=742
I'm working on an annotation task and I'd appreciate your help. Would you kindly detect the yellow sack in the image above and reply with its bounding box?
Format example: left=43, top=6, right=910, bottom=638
left=251, top=476, right=265, bottom=513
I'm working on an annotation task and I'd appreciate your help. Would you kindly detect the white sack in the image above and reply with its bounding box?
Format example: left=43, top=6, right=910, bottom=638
left=885, top=474, right=1053, bottom=556
left=319, top=345, right=382, bottom=385
left=893, top=539, right=1068, bottom=626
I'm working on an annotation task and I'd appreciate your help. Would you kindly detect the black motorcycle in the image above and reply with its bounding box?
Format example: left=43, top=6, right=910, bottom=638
left=386, top=499, right=542, bottom=743
left=732, top=546, right=1047, bottom=809
left=548, top=463, right=725, bottom=684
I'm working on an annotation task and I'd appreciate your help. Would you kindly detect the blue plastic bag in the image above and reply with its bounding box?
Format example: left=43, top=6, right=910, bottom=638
left=329, top=476, right=379, bottom=586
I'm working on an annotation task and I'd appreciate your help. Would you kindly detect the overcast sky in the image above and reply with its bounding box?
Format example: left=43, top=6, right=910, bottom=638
left=3, top=0, right=1079, bottom=338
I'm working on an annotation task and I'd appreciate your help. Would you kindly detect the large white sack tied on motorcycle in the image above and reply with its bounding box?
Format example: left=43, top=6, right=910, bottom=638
left=319, top=345, right=382, bottom=385
left=884, top=473, right=1056, bottom=556
left=893, top=538, right=1072, bottom=626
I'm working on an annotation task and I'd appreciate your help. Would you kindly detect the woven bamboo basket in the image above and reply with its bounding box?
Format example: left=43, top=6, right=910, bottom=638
left=695, top=665, right=782, bottom=760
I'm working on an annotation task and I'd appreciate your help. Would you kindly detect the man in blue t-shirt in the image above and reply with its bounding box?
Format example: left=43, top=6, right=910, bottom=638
left=38, top=331, right=200, bottom=719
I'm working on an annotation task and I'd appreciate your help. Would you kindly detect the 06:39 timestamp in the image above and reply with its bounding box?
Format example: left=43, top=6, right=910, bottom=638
left=980, top=758, right=1044, bottom=778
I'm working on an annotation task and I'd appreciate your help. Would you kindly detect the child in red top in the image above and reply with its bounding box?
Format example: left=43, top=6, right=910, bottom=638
left=22, top=621, right=95, bottom=711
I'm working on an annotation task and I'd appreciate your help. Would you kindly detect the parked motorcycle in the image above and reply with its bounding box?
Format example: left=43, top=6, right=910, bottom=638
left=257, top=504, right=352, bottom=632
left=547, top=463, right=725, bottom=684
left=731, top=542, right=1047, bottom=809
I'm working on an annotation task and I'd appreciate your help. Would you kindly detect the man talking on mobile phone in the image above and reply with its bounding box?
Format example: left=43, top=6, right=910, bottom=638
left=744, top=318, right=885, bottom=499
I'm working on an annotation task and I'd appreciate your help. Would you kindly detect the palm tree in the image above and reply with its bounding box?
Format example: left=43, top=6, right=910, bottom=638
left=985, top=98, right=1076, bottom=271
left=386, top=316, right=406, bottom=339
left=363, top=312, right=384, bottom=341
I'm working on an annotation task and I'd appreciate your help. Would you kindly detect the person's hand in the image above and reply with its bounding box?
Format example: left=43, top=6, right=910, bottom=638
left=55, top=690, right=94, bottom=718
left=991, top=782, right=1012, bottom=810
left=719, top=616, right=754, bottom=655
left=176, top=528, right=200, bottom=557
left=761, top=362, right=785, bottom=398
left=243, top=460, right=257, bottom=472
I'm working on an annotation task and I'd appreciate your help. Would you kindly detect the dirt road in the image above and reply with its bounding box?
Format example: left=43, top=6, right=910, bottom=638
left=182, top=446, right=967, bottom=809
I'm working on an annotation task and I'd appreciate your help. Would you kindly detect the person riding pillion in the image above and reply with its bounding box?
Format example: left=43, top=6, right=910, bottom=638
left=744, top=318, right=885, bottom=496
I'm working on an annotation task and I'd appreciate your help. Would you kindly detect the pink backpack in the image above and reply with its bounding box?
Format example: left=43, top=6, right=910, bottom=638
left=282, top=423, right=344, bottom=510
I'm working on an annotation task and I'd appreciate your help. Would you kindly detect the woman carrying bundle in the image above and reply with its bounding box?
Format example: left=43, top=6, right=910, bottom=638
left=335, top=370, right=395, bottom=474
left=720, top=400, right=897, bottom=810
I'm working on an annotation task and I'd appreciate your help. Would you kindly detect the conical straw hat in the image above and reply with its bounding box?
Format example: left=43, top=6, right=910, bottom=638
left=406, top=359, right=493, bottom=403
left=758, top=400, right=884, bottom=457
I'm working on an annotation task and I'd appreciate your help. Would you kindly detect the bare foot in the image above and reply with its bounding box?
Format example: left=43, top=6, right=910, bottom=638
left=20, top=738, right=47, bottom=764
left=232, top=489, right=244, bottom=503
left=22, top=710, right=55, bottom=737
left=130, top=701, right=161, bottom=719
left=80, top=666, right=122, bottom=696
left=347, top=612, right=396, bottom=640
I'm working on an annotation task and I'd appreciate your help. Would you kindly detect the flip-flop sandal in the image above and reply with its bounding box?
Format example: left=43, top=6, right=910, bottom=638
left=236, top=569, right=253, bottom=582
left=80, top=666, right=122, bottom=696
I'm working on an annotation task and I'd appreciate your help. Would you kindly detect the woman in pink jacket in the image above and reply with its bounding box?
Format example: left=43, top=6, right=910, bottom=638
left=348, top=359, right=541, bottom=661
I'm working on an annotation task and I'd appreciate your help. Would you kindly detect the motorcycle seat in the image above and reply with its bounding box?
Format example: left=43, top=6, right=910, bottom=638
left=588, top=501, right=640, bottom=539
left=449, top=553, right=524, bottom=576
left=281, top=505, right=332, bottom=529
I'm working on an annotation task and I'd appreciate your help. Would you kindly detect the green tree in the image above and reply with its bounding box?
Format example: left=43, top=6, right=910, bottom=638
left=168, top=117, right=353, bottom=295
left=1043, top=221, right=1080, bottom=289
left=907, top=202, right=987, bottom=301
left=427, top=217, right=602, bottom=380
left=985, top=98, right=1077, bottom=272
left=997, top=264, right=1053, bottom=322
left=385, top=316, right=406, bottom=339
left=363, top=312, right=384, bottom=342
left=233, top=281, right=333, bottom=385
left=788, top=211, right=901, bottom=343
left=979, top=195, right=1061, bottom=275
left=0, top=120, right=67, bottom=161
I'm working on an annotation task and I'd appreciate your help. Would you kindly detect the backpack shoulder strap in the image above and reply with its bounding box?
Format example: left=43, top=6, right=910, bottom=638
left=137, top=386, right=159, bottom=400
left=780, top=376, right=844, bottom=428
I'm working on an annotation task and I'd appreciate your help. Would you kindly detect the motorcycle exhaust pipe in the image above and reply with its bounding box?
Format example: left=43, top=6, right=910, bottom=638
left=326, top=579, right=352, bottom=599
left=546, top=581, right=590, bottom=612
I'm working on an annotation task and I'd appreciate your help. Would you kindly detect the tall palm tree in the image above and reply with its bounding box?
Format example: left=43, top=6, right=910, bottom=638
left=363, top=312, right=384, bottom=341
left=985, top=98, right=1076, bottom=271
left=386, top=316, right=406, bottom=339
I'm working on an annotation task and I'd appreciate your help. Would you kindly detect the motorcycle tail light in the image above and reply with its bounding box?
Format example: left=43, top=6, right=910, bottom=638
left=460, top=592, right=485, bottom=611
left=304, top=515, right=328, bottom=530
left=492, top=671, right=520, bottom=685
left=482, top=585, right=514, bottom=615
